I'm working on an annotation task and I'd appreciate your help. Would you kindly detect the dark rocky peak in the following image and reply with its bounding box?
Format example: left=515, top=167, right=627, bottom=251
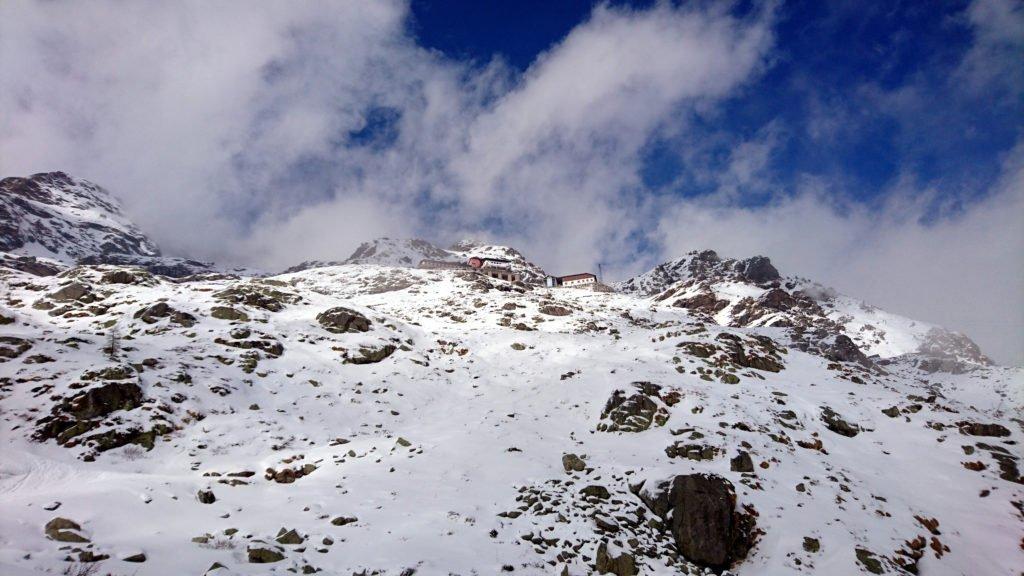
left=735, top=255, right=780, bottom=284
left=617, top=250, right=783, bottom=296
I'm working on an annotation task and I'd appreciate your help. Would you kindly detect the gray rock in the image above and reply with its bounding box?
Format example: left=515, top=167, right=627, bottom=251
left=562, top=453, right=586, bottom=473
left=317, top=306, right=372, bottom=333
left=669, top=473, right=755, bottom=570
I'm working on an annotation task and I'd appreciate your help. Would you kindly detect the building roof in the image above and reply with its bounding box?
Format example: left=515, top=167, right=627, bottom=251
left=560, top=273, right=596, bottom=281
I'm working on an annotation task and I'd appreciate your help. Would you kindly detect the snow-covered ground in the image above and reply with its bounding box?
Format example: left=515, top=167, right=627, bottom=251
left=0, top=262, right=1021, bottom=576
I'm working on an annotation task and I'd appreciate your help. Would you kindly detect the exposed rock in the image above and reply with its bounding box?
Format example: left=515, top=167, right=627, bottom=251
left=81, top=364, right=135, bottom=381
left=0, top=336, right=32, bottom=361
left=276, top=528, right=304, bottom=545
left=50, top=283, right=93, bottom=302
left=562, top=453, right=586, bottom=473
left=216, top=283, right=300, bottom=312
left=331, top=516, right=358, bottom=526
left=630, top=478, right=672, bottom=520
left=210, top=306, right=249, bottom=321
left=134, top=302, right=197, bottom=327
left=821, top=407, right=860, bottom=437
left=68, top=382, right=143, bottom=420
left=123, top=552, right=147, bottom=562
left=248, top=545, right=286, bottom=563
left=802, top=537, right=820, bottom=553
left=317, top=306, right=372, bottom=333
left=959, top=422, right=1011, bottom=437
left=594, top=542, right=637, bottom=576
left=730, top=451, right=754, bottom=473
left=100, top=269, right=136, bottom=284
left=44, top=517, right=89, bottom=542
left=265, top=464, right=317, bottom=483
left=539, top=305, right=571, bottom=317
left=855, top=548, right=884, bottom=574
left=580, top=485, right=610, bottom=500
left=826, top=335, right=873, bottom=368
left=737, top=256, right=780, bottom=284
left=197, top=489, right=216, bottom=504
left=665, top=442, right=718, bottom=461
left=669, top=473, right=755, bottom=570
left=597, top=383, right=670, bottom=432
left=344, top=344, right=397, bottom=364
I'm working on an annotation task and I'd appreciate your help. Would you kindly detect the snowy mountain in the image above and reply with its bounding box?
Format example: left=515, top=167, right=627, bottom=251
left=0, top=178, right=1021, bottom=576
left=0, top=172, right=159, bottom=263
left=617, top=250, right=992, bottom=372
left=289, top=236, right=550, bottom=284
left=0, top=172, right=221, bottom=278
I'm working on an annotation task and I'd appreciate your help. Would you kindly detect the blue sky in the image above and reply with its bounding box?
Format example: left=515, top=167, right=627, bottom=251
left=1, top=0, right=1021, bottom=362
left=411, top=0, right=1020, bottom=211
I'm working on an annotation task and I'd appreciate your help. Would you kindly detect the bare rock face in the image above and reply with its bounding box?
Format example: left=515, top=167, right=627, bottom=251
left=595, top=542, right=637, bottom=576
left=597, top=383, right=671, bottom=433
left=317, top=307, right=372, bottom=333
left=737, top=256, right=780, bottom=284
left=669, top=473, right=756, bottom=570
left=827, top=334, right=873, bottom=368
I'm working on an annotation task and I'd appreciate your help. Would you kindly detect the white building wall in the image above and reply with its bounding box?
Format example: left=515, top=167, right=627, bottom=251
left=563, top=276, right=596, bottom=287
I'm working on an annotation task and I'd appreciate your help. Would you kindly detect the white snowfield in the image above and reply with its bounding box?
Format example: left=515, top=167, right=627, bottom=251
left=0, top=262, right=1021, bottom=576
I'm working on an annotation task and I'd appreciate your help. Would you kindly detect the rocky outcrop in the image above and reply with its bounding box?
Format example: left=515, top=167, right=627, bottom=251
left=597, top=382, right=672, bottom=433
left=821, top=406, right=861, bottom=437
left=317, top=306, right=372, bottom=333
left=135, top=302, right=197, bottom=327
left=736, top=256, right=780, bottom=284
left=669, top=474, right=756, bottom=570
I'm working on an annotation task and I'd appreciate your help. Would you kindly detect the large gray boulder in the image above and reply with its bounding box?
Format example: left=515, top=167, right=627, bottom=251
left=669, top=473, right=755, bottom=570
left=317, top=307, right=372, bottom=333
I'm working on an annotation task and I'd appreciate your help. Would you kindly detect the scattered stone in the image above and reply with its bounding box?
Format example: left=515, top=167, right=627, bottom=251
left=248, top=545, right=286, bottom=563
left=44, top=517, right=89, bottom=543
left=730, top=451, right=754, bottom=473
left=562, top=453, right=586, bottom=473
left=802, top=537, right=820, bottom=553
left=580, top=485, right=610, bottom=500
left=331, top=516, right=358, bottom=526
left=123, top=552, right=147, bottom=562
left=855, top=548, right=884, bottom=574
left=959, top=422, right=1011, bottom=437
left=594, top=541, right=636, bottom=576
left=276, top=528, right=304, bottom=545
left=821, top=407, right=860, bottom=437
left=197, top=489, right=216, bottom=504
left=539, top=305, right=571, bottom=317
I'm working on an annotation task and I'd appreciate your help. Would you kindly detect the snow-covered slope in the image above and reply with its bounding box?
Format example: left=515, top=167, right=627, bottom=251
left=618, top=250, right=993, bottom=371
left=0, top=257, right=1020, bottom=576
